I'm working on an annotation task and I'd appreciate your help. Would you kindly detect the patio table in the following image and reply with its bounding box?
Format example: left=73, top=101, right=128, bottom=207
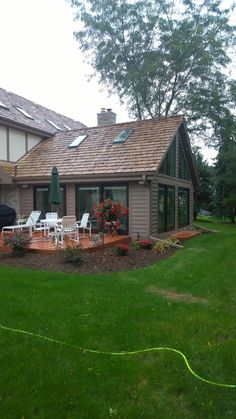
left=40, top=218, right=62, bottom=237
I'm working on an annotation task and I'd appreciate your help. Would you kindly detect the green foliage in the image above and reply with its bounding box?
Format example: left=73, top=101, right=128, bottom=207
left=192, top=146, right=214, bottom=215
left=214, top=135, right=236, bottom=223
left=70, top=0, right=236, bottom=140
left=112, top=243, right=129, bottom=256
left=152, top=240, right=170, bottom=254
left=3, top=234, right=31, bottom=252
left=131, top=240, right=141, bottom=250
left=56, top=244, right=84, bottom=265
left=0, top=222, right=236, bottom=417
left=165, top=236, right=181, bottom=245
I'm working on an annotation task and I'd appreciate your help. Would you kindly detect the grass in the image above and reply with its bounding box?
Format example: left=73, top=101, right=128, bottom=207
left=0, top=221, right=235, bottom=418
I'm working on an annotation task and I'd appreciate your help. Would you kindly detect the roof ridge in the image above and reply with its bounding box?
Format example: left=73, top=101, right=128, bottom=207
left=53, top=114, right=184, bottom=134
left=0, top=86, right=85, bottom=126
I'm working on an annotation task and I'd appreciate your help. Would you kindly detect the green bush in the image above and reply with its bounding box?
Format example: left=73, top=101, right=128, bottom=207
left=3, top=234, right=31, bottom=252
left=152, top=241, right=170, bottom=254
left=131, top=240, right=141, bottom=250
left=57, top=245, right=84, bottom=265
left=165, top=236, right=180, bottom=245
left=112, top=244, right=129, bottom=256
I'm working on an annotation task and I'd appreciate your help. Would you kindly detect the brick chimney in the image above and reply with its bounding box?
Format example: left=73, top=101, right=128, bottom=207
left=97, top=108, right=116, bottom=126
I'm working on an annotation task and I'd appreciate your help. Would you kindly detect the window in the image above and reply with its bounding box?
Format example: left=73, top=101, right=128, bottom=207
left=76, top=184, right=128, bottom=234
left=0, top=100, right=9, bottom=110
left=46, top=119, right=61, bottom=130
left=178, top=139, right=191, bottom=180
left=178, top=188, right=189, bottom=227
left=113, top=128, right=133, bottom=144
left=158, top=184, right=175, bottom=232
left=159, top=138, right=176, bottom=177
left=34, top=185, right=66, bottom=218
left=15, top=106, right=34, bottom=120
left=77, top=186, right=100, bottom=228
left=68, top=135, right=87, bottom=148
left=63, top=124, right=72, bottom=131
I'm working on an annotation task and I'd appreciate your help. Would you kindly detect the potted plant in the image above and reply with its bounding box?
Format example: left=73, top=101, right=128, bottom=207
left=3, top=233, right=31, bottom=256
left=93, top=199, right=128, bottom=236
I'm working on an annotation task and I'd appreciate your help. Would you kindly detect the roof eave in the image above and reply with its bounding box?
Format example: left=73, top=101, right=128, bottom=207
left=0, top=116, right=54, bottom=137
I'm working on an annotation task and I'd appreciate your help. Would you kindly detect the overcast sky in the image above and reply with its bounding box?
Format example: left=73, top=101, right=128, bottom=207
left=0, top=0, right=234, bottom=162
left=0, top=0, right=130, bottom=127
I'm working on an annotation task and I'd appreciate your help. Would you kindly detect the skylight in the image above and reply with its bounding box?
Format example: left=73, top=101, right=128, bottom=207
left=46, top=119, right=61, bottom=130
left=63, top=124, right=72, bottom=131
left=0, top=100, right=9, bottom=110
left=113, top=128, right=133, bottom=144
left=15, top=106, right=34, bottom=119
left=68, top=135, right=87, bottom=148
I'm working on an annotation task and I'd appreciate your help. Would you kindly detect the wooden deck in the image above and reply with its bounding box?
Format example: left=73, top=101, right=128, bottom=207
left=171, top=230, right=201, bottom=240
left=0, top=232, right=131, bottom=255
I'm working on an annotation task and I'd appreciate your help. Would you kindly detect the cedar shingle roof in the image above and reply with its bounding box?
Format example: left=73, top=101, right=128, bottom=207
left=0, top=87, right=85, bottom=135
left=0, top=161, right=15, bottom=183
left=16, top=115, right=184, bottom=179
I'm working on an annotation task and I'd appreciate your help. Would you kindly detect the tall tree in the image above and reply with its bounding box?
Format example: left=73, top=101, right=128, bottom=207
left=213, top=112, right=236, bottom=223
left=192, top=146, right=214, bottom=216
left=69, top=0, right=236, bottom=138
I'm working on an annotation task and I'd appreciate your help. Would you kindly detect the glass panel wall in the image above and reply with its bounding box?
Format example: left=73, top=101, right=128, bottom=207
left=159, top=138, right=176, bottom=177
left=178, top=139, right=191, bottom=180
left=178, top=188, right=189, bottom=227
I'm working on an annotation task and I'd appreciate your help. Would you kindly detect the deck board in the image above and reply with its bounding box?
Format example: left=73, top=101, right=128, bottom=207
left=0, top=232, right=131, bottom=254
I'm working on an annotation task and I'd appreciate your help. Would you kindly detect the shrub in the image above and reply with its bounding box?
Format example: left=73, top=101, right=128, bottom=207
left=152, top=241, right=170, bottom=254
left=139, top=239, right=153, bottom=249
left=131, top=240, right=141, bottom=250
left=112, top=243, right=129, bottom=256
left=166, top=236, right=181, bottom=245
left=3, top=234, right=31, bottom=253
left=57, top=244, right=84, bottom=265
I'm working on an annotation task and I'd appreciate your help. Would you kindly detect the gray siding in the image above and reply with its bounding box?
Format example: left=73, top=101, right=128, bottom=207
left=150, top=176, right=158, bottom=237
left=129, top=183, right=150, bottom=239
left=19, top=185, right=33, bottom=217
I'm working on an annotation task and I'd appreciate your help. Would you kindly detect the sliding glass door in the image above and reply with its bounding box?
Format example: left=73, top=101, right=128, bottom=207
left=34, top=185, right=66, bottom=218
left=76, top=184, right=128, bottom=233
left=158, top=184, right=175, bottom=232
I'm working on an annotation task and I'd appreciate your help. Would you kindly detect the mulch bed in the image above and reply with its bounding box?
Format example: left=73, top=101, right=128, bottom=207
left=0, top=246, right=178, bottom=274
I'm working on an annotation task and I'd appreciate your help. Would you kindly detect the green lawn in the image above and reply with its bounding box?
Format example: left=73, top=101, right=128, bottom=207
left=0, top=221, right=235, bottom=418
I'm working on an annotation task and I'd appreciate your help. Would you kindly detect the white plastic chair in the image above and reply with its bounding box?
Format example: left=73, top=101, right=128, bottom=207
left=2, top=210, right=41, bottom=238
left=77, top=213, right=91, bottom=237
left=54, top=216, right=79, bottom=244
left=45, top=212, right=58, bottom=227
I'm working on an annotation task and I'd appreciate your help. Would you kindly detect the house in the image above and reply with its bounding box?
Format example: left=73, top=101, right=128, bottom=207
left=0, top=87, right=85, bottom=212
left=0, top=88, right=198, bottom=239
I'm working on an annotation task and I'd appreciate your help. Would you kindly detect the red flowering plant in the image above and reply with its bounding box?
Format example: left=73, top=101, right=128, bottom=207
left=93, top=199, right=129, bottom=233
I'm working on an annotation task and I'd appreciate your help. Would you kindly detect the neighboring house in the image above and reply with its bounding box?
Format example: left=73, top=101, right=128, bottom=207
left=0, top=87, right=85, bottom=212
left=0, top=88, right=198, bottom=238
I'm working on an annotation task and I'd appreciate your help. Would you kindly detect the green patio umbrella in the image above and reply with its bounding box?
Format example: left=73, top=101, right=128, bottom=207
left=49, top=166, right=61, bottom=210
